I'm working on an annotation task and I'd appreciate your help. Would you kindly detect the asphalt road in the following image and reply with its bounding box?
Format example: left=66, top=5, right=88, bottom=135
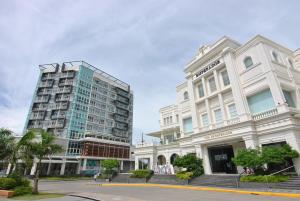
left=35, top=180, right=299, bottom=201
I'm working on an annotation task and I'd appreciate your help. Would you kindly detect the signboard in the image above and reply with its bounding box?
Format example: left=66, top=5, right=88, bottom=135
left=204, top=131, right=231, bottom=140
left=195, top=60, right=220, bottom=78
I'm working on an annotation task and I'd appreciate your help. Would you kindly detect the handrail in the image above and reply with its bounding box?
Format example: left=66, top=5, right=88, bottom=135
left=265, top=165, right=294, bottom=188
left=268, top=165, right=294, bottom=176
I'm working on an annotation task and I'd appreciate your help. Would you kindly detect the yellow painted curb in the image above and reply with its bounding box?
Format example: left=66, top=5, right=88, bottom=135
left=97, top=183, right=300, bottom=198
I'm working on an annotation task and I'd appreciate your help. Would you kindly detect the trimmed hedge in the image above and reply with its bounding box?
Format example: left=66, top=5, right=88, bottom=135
left=240, top=175, right=289, bottom=183
left=130, top=170, right=153, bottom=179
left=176, top=171, right=193, bottom=180
left=13, top=186, right=33, bottom=196
left=0, top=178, right=17, bottom=190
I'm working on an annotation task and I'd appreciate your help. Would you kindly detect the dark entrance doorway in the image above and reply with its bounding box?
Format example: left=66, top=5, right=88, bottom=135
left=208, top=145, right=237, bottom=174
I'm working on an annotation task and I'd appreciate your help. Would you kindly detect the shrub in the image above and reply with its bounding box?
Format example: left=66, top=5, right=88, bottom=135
left=173, top=154, right=204, bottom=177
left=8, top=173, right=30, bottom=187
left=232, top=149, right=263, bottom=171
left=130, top=169, right=153, bottom=179
left=101, top=159, right=119, bottom=171
left=0, top=178, right=17, bottom=190
left=176, top=171, right=193, bottom=180
left=240, top=175, right=289, bottom=183
left=13, top=186, right=33, bottom=196
left=233, top=144, right=299, bottom=175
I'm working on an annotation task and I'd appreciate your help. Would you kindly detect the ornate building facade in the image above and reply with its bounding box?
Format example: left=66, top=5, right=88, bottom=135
left=134, top=35, right=300, bottom=175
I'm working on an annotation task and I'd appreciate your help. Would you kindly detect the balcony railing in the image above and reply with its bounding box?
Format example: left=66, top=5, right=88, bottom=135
left=252, top=108, right=278, bottom=121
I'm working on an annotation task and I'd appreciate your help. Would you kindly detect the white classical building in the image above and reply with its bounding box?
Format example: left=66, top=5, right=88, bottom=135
left=134, top=35, right=300, bottom=175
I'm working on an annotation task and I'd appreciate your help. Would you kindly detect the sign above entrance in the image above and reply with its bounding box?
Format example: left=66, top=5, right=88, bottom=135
left=204, top=131, right=231, bottom=140
left=195, top=60, right=220, bottom=78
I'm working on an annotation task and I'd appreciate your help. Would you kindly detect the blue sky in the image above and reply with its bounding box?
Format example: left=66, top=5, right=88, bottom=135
left=0, top=0, right=299, bottom=143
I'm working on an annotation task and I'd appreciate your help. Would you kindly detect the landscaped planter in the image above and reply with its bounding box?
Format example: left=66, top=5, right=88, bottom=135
left=0, top=190, right=15, bottom=198
left=128, top=177, right=147, bottom=183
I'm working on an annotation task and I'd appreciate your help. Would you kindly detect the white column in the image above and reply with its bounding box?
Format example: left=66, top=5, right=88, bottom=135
left=286, top=133, right=300, bottom=175
left=135, top=157, right=139, bottom=170
left=120, top=160, right=124, bottom=171
left=60, top=160, right=66, bottom=175
left=187, top=76, right=200, bottom=133
left=76, top=160, right=81, bottom=174
left=195, top=144, right=203, bottom=159
left=218, top=93, right=227, bottom=126
left=82, top=158, right=87, bottom=171
left=6, top=163, right=12, bottom=175
left=30, top=162, right=37, bottom=176
left=46, top=163, right=51, bottom=175
left=243, top=135, right=258, bottom=149
left=202, top=146, right=212, bottom=174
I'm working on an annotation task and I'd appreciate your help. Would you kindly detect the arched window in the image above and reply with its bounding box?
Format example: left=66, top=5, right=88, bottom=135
left=272, top=51, right=278, bottom=62
left=183, top=91, right=189, bottom=100
left=244, top=57, right=253, bottom=68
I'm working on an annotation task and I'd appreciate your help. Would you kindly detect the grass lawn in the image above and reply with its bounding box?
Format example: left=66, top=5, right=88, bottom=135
left=10, top=193, right=65, bottom=200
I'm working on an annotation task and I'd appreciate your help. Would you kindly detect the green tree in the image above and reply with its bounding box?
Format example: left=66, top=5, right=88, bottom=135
left=18, top=129, right=63, bottom=194
left=0, top=128, right=19, bottom=174
left=101, top=159, right=119, bottom=174
left=232, top=149, right=264, bottom=172
left=173, top=154, right=204, bottom=177
left=261, top=144, right=299, bottom=165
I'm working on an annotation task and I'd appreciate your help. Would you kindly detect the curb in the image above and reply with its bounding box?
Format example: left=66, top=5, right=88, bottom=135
left=98, top=183, right=300, bottom=198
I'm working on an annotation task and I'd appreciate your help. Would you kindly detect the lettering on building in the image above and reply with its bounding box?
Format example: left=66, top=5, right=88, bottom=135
left=204, top=131, right=231, bottom=140
left=195, top=60, right=220, bottom=78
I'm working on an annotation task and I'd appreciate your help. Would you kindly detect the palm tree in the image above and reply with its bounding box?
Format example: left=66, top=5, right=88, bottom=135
left=18, top=129, right=63, bottom=194
left=0, top=128, right=18, bottom=174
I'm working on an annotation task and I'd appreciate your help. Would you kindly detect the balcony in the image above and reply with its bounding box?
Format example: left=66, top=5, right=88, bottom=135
left=252, top=108, right=278, bottom=121
left=41, top=73, right=56, bottom=81
left=60, top=71, right=76, bottom=79
left=32, top=103, right=47, bottom=111
left=29, top=111, right=46, bottom=120
left=58, top=78, right=74, bottom=86
left=37, top=88, right=52, bottom=95
left=48, top=119, right=65, bottom=128
left=35, top=95, right=51, bottom=103
left=116, top=87, right=130, bottom=98
left=56, top=86, right=72, bottom=94
left=52, top=102, right=69, bottom=110
left=39, top=80, right=54, bottom=88
left=51, top=111, right=66, bottom=119
left=55, top=94, right=70, bottom=102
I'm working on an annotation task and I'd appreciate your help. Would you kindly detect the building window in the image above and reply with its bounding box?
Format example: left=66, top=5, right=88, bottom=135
left=208, top=77, right=217, bottom=93
left=198, top=82, right=205, bottom=98
left=201, top=113, right=209, bottom=126
left=272, top=51, right=279, bottom=62
left=247, top=89, right=275, bottom=114
left=288, top=59, right=294, bottom=68
left=221, top=70, right=230, bottom=86
left=183, top=91, right=189, bottom=100
left=228, top=103, right=237, bottom=118
left=183, top=117, right=193, bottom=133
left=283, top=90, right=296, bottom=108
left=214, top=109, right=223, bottom=124
left=244, top=57, right=253, bottom=68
